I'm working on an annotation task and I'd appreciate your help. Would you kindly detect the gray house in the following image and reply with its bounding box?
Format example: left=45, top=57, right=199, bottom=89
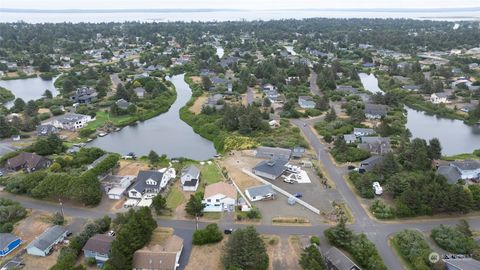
left=27, top=226, right=68, bottom=257
left=444, top=258, right=480, bottom=270
left=358, top=137, right=392, bottom=155
left=181, top=165, right=201, bottom=192
left=359, top=155, right=385, bottom=173
left=325, top=247, right=361, bottom=270
left=298, top=96, right=316, bottom=109
left=245, top=185, right=276, bottom=201
left=255, top=147, right=292, bottom=160
left=437, top=165, right=462, bottom=184
left=133, top=87, right=146, bottom=98
left=252, top=159, right=288, bottom=180
left=36, top=124, right=57, bottom=137
left=83, top=234, right=115, bottom=267
left=364, top=104, right=387, bottom=119
left=128, top=170, right=164, bottom=199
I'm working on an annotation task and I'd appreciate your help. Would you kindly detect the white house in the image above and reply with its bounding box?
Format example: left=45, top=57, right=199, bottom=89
left=128, top=169, right=175, bottom=199
left=46, top=113, right=93, bottom=130
left=203, top=182, right=237, bottom=212
left=180, top=165, right=200, bottom=192
left=430, top=92, right=449, bottom=104
left=245, top=185, right=276, bottom=202
left=353, top=128, right=375, bottom=137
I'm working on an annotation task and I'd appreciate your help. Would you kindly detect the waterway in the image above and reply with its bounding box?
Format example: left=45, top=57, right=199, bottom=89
left=87, top=74, right=217, bottom=160
left=0, top=76, right=59, bottom=108
left=359, top=73, right=480, bottom=155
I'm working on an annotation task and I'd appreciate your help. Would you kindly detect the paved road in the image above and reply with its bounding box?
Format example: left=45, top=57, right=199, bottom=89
left=308, top=69, right=321, bottom=96
left=0, top=140, right=20, bottom=156
left=246, top=87, right=254, bottom=105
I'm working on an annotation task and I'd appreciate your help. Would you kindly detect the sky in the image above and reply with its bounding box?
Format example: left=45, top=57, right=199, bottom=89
left=1, top=0, right=479, bottom=10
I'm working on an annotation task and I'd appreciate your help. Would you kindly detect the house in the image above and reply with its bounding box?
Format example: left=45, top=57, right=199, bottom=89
left=450, top=160, right=480, bottom=180
left=252, top=158, right=288, bottom=180
left=437, top=165, right=462, bottom=184
left=298, top=96, right=316, bottom=109
left=364, top=104, right=387, bottom=119
left=255, top=146, right=292, bottom=160
left=116, top=99, right=130, bottom=110
left=362, top=62, right=375, bottom=68
left=324, top=247, right=361, bottom=270
left=133, top=235, right=184, bottom=270
left=203, top=182, right=237, bottom=212
left=181, top=165, right=200, bottom=192
left=443, top=258, right=480, bottom=270
left=291, top=147, right=305, bottom=159
left=358, top=137, right=392, bottom=155
left=103, top=175, right=135, bottom=200
left=70, top=87, right=97, bottom=104
left=133, top=87, right=146, bottom=98
left=83, top=234, right=115, bottom=267
left=335, top=85, right=358, bottom=95
left=0, top=233, right=21, bottom=257
left=359, top=155, right=385, bottom=173
left=430, top=92, right=449, bottom=104
left=128, top=170, right=165, bottom=198
left=262, top=83, right=277, bottom=92
left=27, top=226, right=68, bottom=257
left=344, top=134, right=356, bottom=144
left=245, top=185, right=276, bottom=202
left=87, top=154, right=109, bottom=170
left=265, top=89, right=280, bottom=103
left=47, top=113, right=93, bottom=130
left=402, top=85, right=420, bottom=91
left=36, top=124, right=57, bottom=137
left=203, top=94, right=224, bottom=110
left=6, top=152, right=52, bottom=172
left=353, top=128, right=375, bottom=137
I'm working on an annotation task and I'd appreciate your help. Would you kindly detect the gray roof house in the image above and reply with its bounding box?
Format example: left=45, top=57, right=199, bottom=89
left=0, top=233, right=21, bottom=257
left=47, top=113, right=93, bottom=130
left=359, top=155, right=385, bottom=173
left=245, top=185, right=276, bottom=202
left=450, top=160, right=480, bottom=180
left=128, top=170, right=164, bottom=199
left=298, top=96, right=316, bottom=109
left=83, top=234, right=115, bottom=267
left=255, top=146, right=292, bottom=160
left=133, top=87, right=146, bottom=98
left=181, top=165, right=201, bottom=192
left=27, top=226, right=68, bottom=257
left=437, top=165, right=462, bottom=184
left=353, top=128, right=375, bottom=137
left=336, top=85, right=359, bottom=94
left=36, top=124, right=57, bottom=137
left=116, top=99, right=131, bottom=110
left=70, top=87, right=97, bottom=104
left=252, top=158, right=288, bottom=180
left=364, top=104, right=387, bottom=119
left=344, top=134, right=357, bottom=144
left=358, top=137, right=392, bottom=155
left=325, top=247, right=361, bottom=270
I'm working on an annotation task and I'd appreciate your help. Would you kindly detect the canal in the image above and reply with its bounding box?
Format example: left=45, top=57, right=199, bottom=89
left=87, top=74, right=217, bottom=160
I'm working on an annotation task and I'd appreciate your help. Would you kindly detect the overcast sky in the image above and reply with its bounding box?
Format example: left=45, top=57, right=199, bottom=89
left=2, top=0, right=479, bottom=10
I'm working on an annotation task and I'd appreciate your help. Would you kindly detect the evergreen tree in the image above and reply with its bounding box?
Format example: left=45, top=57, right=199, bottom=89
left=152, top=194, right=166, bottom=215
left=148, top=150, right=159, bottom=164
left=11, top=98, right=26, bottom=113
left=25, top=100, right=38, bottom=116
left=324, top=107, right=337, bottom=122
left=428, top=138, right=442, bottom=160
left=43, top=89, right=53, bottom=99
left=185, top=192, right=205, bottom=216
left=299, top=245, right=326, bottom=270
left=222, top=226, right=269, bottom=270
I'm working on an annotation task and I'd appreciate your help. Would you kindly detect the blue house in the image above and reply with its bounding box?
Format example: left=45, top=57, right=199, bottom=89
left=0, top=233, right=22, bottom=257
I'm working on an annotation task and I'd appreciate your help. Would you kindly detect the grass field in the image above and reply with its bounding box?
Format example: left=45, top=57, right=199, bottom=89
left=166, top=187, right=185, bottom=210
left=85, top=111, right=137, bottom=130
left=201, top=163, right=223, bottom=185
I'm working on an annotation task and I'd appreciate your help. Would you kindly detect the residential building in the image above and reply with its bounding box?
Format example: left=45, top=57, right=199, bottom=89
left=252, top=158, right=288, bottom=180
left=443, top=258, right=480, bottom=270
left=83, top=234, right=115, bottom=267
left=364, top=104, right=387, bottom=119
left=430, top=92, right=449, bottom=104
left=262, top=83, right=277, bottom=92
left=437, top=165, right=462, bottom=184
left=115, top=99, right=130, bottom=110
left=70, top=87, right=97, bottom=104
left=359, top=155, right=385, bottom=173
left=245, top=185, right=276, bottom=202
left=128, top=170, right=165, bottom=198
left=133, top=235, right=184, bottom=270
left=36, top=124, right=57, bottom=137
left=27, top=226, right=68, bottom=257
left=0, top=233, right=21, bottom=257
left=203, top=182, right=237, bottom=212
left=291, top=147, right=305, bottom=159
left=450, top=160, right=480, bottom=180
left=298, top=96, right=316, bottom=109
left=344, top=134, right=356, bottom=144
left=358, top=137, right=392, bottom=155
left=353, top=128, right=375, bottom=137
left=335, top=85, right=358, bottom=95
left=103, top=175, right=135, bottom=200
left=255, top=146, right=292, bottom=160
left=6, top=152, right=52, bottom=172
left=402, top=85, right=420, bottom=91
left=46, top=113, right=93, bottom=130
left=180, top=165, right=200, bottom=192
left=203, top=94, right=224, bottom=110
left=324, top=247, right=361, bottom=270
left=133, top=87, right=146, bottom=98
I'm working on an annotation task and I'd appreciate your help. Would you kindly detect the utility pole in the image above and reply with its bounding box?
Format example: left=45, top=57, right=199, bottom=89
left=59, top=199, right=64, bottom=218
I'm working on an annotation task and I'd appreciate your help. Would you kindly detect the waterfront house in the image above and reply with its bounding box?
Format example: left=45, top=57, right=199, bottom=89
left=364, top=104, right=387, bottom=119
left=27, top=226, right=68, bottom=257
left=133, top=235, right=184, bottom=270
left=7, top=152, right=52, bottom=172
left=115, top=99, right=131, bottom=110
left=203, top=182, right=237, bottom=212
left=450, top=160, right=480, bottom=180
left=180, top=165, right=200, bottom=192
left=46, top=113, right=93, bottom=131
left=437, top=165, right=462, bottom=184
left=252, top=158, right=288, bottom=180
left=83, top=234, right=115, bottom=267
left=430, top=92, right=449, bottom=104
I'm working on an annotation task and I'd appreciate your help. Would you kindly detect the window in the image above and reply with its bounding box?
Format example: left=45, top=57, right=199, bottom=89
left=207, top=199, right=211, bottom=202
left=216, top=199, right=220, bottom=202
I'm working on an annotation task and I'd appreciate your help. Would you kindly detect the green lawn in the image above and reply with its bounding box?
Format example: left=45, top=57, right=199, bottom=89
left=166, top=187, right=185, bottom=210
left=201, top=163, right=223, bottom=185
left=202, top=212, right=222, bottom=220
left=85, top=111, right=137, bottom=130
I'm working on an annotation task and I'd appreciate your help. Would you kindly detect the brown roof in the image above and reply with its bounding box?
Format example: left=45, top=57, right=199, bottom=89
left=133, top=235, right=183, bottom=270
left=82, top=234, right=115, bottom=254
left=7, top=152, right=47, bottom=170
left=204, top=182, right=237, bottom=199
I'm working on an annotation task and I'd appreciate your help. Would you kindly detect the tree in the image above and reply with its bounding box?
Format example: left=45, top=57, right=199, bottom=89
left=263, top=97, right=271, bottom=107
left=33, top=134, right=65, bottom=155
left=62, top=79, right=75, bottom=95
left=25, top=100, right=38, bottom=116
left=11, top=98, right=26, bottom=113
left=222, top=226, right=269, bottom=270
left=299, top=245, right=325, bottom=270
left=43, top=89, right=53, bottom=99
left=192, top=223, right=223, bottom=245
left=201, top=76, right=212, bottom=91
left=148, top=150, right=159, bottom=164
left=428, top=138, right=442, bottom=160
left=324, top=107, right=337, bottom=122
left=185, top=192, right=205, bottom=216
left=151, top=194, right=166, bottom=215
left=324, top=219, right=353, bottom=248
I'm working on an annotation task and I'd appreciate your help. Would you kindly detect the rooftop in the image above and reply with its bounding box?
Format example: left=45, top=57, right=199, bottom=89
left=204, top=182, right=237, bottom=199
left=83, top=234, right=115, bottom=254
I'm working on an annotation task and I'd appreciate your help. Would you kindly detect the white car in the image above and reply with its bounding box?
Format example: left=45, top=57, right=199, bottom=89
left=372, top=182, right=383, bottom=195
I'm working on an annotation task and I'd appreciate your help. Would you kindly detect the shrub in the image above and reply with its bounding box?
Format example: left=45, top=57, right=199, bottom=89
left=246, top=208, right=261, bottom=219
left=310, top=236, right=320, bottom=246
left=393, top=230, right=432, bottom=270
left=370, top=200, right=396, bottom=219
left=431, top=225, right=477, bottom=254
left=192, top=223, right=223, bottom=245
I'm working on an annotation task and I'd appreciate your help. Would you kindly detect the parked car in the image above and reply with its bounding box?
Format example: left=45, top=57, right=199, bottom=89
left=224, top=228, right=234, bottom=234
left=347, top=165, right=356, bottom=170
left=293, top=192, right=303, bottom=198
left=283, top=178, right=296, bottom=184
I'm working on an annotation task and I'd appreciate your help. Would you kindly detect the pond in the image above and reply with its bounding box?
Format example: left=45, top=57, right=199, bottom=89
left=359, top=72, right=480, bottom=155
left=0, top=76, right=59, bottom=108
left=87, top=74, right=217, bottom=160
left=215, top=46, right=224, bottom=59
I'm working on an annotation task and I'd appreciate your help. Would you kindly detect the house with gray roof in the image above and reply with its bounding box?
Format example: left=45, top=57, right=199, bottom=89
left=181, top=165, right=200, bottom=192
left=70, top=87, right=97, bottom=104
left=83, top=234, right=115, bottom=267
left=27, top=226, right=68, bottom=257
left=128, top=170, right=164, bottom=199
left=358, top=137, right=392, bottom=155
left=255, top=146, right=292, bottom=160
left=133, top=87, right=146, bottom=98
left=47, top=113, right=93, bottom=130
left=364, top=104, right=387, bottom=119
left=359, top=155, right=385, bottom=173
left=344, top=134, right=356, bottom=144
left=353, top=128, right=375, bottom=137
left=252, top=159, right=288, bottom=180
left=36, top=124, right=57, bottom=137
left=115, top=99, right=131, bottom=110
left=336, top=85, right=359, bottom=95
left=245, top=185, right=276, bottom=202
left=437, top=165, right=462, bottom=184
left=450, top=160, right=480, bottom=180
left=0, top=233, right=21, bottom=257
left=298, top=96, right=316, bottom=109
left=325, top=247, right=361, bottom=270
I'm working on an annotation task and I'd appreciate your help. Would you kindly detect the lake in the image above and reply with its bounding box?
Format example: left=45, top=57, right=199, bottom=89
left=215, top=46, right=224, bottom=59
left=87, top=74, right=217, bottom=160
left=1, top=9, right=479, bottom=23
left=359, top=72, right=480, bottom=155
left=0, top=76, right=59, bottom=108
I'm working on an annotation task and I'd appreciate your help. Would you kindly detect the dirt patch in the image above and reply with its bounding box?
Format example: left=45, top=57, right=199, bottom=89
left=267, top=235, right=302, bottom=270
left=58, top=130, right=79, bottom=141
left=185, top=238, right=226, bottom=270
left=116, top=160, right=150, bottom=176
left=23, top=251, right=60, bottom=270
left=149, top=227, right=174, bottom=246
left=272, top=216, right=310, bottom=225
left=219, top=150, right=264, bottom=192
left=38, top=108, right=51, bottom=115
left=190, top=76, right=202, bottom=84
left=189, top=95, right=207, bottom=115
left=14, top=211, right=52, bottom=244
